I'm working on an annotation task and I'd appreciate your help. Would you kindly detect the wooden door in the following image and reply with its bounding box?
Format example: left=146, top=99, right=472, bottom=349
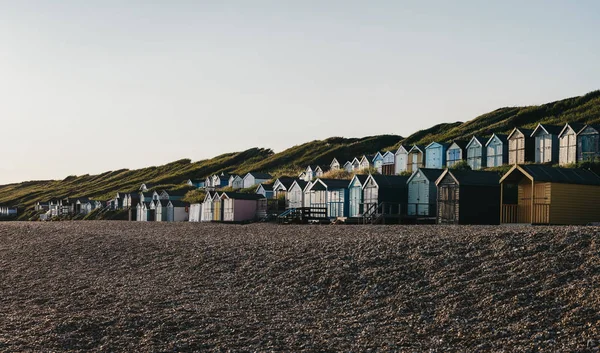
left=349, top=186, right=361, bottom=217
left=438, top=185, right=458, bottom=223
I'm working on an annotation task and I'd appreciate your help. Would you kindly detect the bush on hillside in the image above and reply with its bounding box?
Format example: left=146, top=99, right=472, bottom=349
left=321, top=169, right=353, bottom=180
left=356, top=167, right=378, bottom=175
left=182, top=189, right=207, bottom=204
left=450, top=160, right=472, bottom=171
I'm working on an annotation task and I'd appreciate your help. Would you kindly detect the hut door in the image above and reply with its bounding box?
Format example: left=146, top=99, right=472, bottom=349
left=439, top=185, right=458, bottom=224
left=409, top=180, right=427, bottom=216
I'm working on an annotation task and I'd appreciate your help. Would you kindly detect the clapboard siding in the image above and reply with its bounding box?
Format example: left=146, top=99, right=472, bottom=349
left=549, top=183, right=600, bottom=224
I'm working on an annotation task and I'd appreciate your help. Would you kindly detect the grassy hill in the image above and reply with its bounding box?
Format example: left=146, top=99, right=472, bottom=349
left=397, top=90, right=600, bottom=147
left=0, top=135, right=402, bottom=215
left=2, top=89, right=600, bottom=217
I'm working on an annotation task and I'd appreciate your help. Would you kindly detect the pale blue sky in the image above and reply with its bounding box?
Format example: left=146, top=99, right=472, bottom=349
left=1, top=1, right=599, bottom=184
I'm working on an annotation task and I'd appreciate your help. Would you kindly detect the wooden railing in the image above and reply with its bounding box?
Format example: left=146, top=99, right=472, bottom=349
left=502, top=204, right=549, bottom=224
left=532, top=203, right=550, bottom=224
left=502, top=204, right=519, bottom=223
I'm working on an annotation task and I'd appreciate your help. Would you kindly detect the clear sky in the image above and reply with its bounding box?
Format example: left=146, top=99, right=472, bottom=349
left=1, top=1, right=599, bottom=184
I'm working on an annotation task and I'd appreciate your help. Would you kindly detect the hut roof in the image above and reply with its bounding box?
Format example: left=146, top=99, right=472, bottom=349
left=221, top=192, right=265, bottom=200
left=438, top=169, right=501, bottom=186
left=501, top=165, right=600, bottom=186
left=367, top=174, right=410, bottom=188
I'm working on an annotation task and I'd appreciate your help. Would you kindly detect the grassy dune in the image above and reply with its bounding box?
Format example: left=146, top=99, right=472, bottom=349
left=0, top=222, right=598, bottom=351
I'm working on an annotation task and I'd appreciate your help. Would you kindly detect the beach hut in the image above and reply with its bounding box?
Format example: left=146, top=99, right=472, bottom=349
left=272, top=177, right=296, bottom=200
left=136, top=202, right=145, bottom=221
left=242, top=172, right=272, bottom=189
left=558, top=123, right=585, bottom=165
left=221, top=192, right=266, bottom=222
left=139, top=183, right=153, bottom=192
left=343, top=161, right=353, bottom=173
left=362, top=174, right=410, bottom=216
left=304, top=166, right=315, bottom=181
left=204, top=176, right=213, bottom=189
left=154, top=200, right=169, bottom=222
left=500, top=164, right=600, bottom=224
left=466, top=136, right=487, bottom=170
left=166, top=200, right=189, bottom=222
left=348, top=174, right=368, bottom=217
left=186, top=179, right=204, bottom=188
left=314, top=166, right=330, bottom=178
left=201, top=191, right=216, bottom=222
left=302, top=181, right=314, bottom=208
left=435, top=169, right=501, bottom=224
left=139, top=191, right=153, bottom=203
left=286, top=180, right=308, bottom=209
left=351, top=157, right=361, bottom=171
left=212, top=192, right=223, bottom=221
left=407, top=168, right=444, bottom=216
left=381, top=151, right=395, bottom=175
left=255, top=183, right=274, bottom=199
left=425, top=142, right=448, bottom=169
left=394, top=145, right=410, bottom=174
left=359, top=155, right=375, bottom=170
left=407, top=145, right=426, bottom=173
left=446, top=141, right=467, bottom=168
left=160, top=189, right=188, bottom=201
left=305, top=178, right=350, bottom=218
left=531, top=124, right=561, bottom=164
left=372, top=152, right=384, bottom=173
left=578, top=124, right=600, bottom=162
left=485, top=134, right=509, bottom=168
left=330, top=158, right=340, bottom=171
left=228, top=175, right=244, bottom=189
left=507, top=127, right=534, bottom=165
left=189, top=203, right=201, bottom=222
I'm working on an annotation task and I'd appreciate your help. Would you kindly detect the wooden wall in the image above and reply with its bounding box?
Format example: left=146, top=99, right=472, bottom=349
left=550, top=183, right=600, bottom=224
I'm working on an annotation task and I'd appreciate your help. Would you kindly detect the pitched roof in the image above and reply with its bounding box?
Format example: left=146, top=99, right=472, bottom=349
left=396, top=145, right=411, bottom=154
left=425, top=141, right=449, bottom=149
left=559, top=122, right=586, bottom=137
left=409, top=145, right=425, bottom=153
left=316, top=178, right=351, bottom=189
left=275, top=177, right=296, bottom=189
left=290, top=180, right=309, bottom=190
left=361, top=154, right=375, bottom=162
left=508, top=127, right=533, bottom=140
left=501, top=164, right=600, bottom=185
left=169, top=200, right=189, bottom=207
left=467, top=135, right=487, bottom=147
left=221, top=192, right=266, bottom=200
left=164, top=189, right=189, bottom=197
left=409, top=168, right=445, bottom=183
left=582, top=124, right=600, bottom=133
left=349, top=174, right=369, bottom=187
left=531, top=124, right=562, bottom=136
left=486, top=134, right=508, bottom=146
left=247, top=172, right=273, bottom=179
left=257, top=183, right=274, bottom=191
left=368, top=174, right=410, bottom=187
left=441, top=169, right=501, bottom=186
left=448, top=140, right=468, bottom=150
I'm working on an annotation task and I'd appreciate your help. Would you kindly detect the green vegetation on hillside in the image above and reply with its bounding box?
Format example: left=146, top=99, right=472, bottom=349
left=2, top=89, right=600, bottom=217
left=0, top=136, right=401, bottom=215
left=397, top=90, right=600, bottom=147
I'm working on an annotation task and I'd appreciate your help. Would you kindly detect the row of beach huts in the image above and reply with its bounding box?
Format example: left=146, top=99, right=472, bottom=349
left=28, top=122, right=600, bottom=225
